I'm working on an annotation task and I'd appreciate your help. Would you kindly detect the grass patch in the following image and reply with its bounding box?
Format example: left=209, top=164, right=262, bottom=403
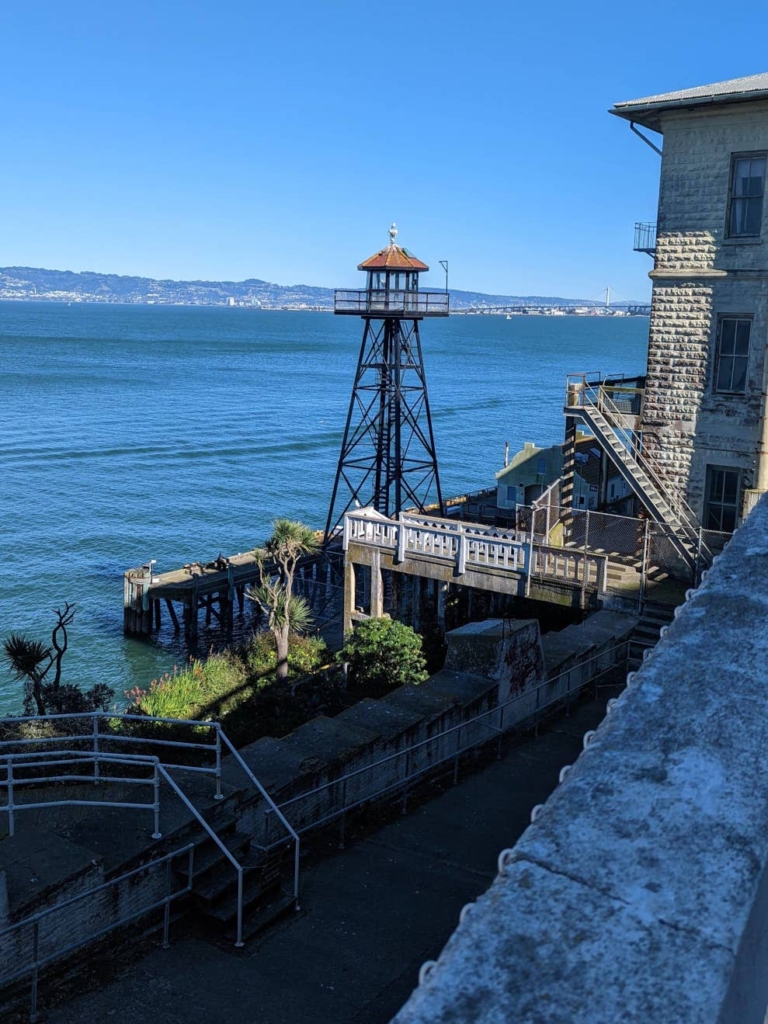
left=123, top=633, right=343, bottom=748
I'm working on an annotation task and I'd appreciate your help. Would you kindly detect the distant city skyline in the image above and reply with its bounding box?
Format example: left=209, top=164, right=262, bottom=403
left=2, top=1, right=766, bottom=301
left=0, top=264, right=649, bottom=309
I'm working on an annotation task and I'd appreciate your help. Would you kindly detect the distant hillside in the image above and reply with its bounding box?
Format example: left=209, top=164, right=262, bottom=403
left=0, top=266, right=615, bottom=310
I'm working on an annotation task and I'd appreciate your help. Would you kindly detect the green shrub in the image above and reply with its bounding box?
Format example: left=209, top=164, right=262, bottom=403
left=339, top=618, right=428, bottom=696
left=243, top=632, right=329, bottom=682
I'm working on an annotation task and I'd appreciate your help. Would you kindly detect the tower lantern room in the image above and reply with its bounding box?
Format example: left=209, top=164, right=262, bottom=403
left=361, top=223, right=424, bottom=300
left=325, top=225, right=449, bottom=541
left=334, top=223, right=448, bottom=318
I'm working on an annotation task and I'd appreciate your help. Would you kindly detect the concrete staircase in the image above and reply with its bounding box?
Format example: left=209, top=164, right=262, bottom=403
left=177, top=819, right=293, bottom=944
left=628, top=599, right=677, bottom=667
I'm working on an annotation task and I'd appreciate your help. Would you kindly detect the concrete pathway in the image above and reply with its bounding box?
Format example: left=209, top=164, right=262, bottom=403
left=40, top=687, right=619, bottom=1024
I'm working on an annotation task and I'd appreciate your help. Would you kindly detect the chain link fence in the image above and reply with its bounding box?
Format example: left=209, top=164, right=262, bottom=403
left=514, top=502, right=730, bottom=604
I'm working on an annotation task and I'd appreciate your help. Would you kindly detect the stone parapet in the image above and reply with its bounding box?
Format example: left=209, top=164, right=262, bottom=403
left=391, top=495, right=768, bottom=1024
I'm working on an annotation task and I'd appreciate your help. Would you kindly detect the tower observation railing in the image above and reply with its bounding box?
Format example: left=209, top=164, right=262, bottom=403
left=334, top=289, right=450, bottom=316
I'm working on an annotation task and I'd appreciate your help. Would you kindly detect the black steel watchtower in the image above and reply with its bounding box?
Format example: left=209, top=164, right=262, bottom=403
left=325, top=224, right=449, bottom=541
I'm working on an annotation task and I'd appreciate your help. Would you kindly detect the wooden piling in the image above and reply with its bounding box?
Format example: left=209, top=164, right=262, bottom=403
left=165, top=599, right=180, bottom=632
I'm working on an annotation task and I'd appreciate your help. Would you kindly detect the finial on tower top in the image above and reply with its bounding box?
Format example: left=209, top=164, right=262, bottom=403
left=388, top=222, right=398, bottom=246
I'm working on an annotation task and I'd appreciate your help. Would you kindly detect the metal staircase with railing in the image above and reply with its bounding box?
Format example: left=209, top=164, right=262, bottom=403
left=565, top=376, right=712, bottom=572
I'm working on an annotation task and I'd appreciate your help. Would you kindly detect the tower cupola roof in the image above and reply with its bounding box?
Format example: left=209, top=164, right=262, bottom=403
left=358, top=223, right=429, bottom=272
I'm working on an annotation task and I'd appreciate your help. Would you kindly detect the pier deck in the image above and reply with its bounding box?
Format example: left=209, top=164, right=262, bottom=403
left=123, top=549, right=335, bottom=643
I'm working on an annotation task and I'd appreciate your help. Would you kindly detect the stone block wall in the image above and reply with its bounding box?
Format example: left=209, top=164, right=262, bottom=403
left=643, top=102, right=768, bottom=519
left=236, top=616, right=634, bottom=849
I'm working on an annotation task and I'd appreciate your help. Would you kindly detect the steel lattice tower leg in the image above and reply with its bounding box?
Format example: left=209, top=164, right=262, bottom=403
left=325, top=316, right=443, bottom=541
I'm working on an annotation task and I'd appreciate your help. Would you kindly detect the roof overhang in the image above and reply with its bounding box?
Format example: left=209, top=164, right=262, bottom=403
left=610, top=75, right=768, bottom=134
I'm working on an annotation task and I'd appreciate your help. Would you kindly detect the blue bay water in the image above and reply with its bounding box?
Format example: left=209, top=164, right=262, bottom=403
left=0, top=302, right=648, bottom=712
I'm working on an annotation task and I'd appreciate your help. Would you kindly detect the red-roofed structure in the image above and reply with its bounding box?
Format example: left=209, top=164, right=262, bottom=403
left=325, top=226, right=447, bottom=540
left=357, top=245, right=429, bottom=272
left=335, top=223, right=448, bottom=318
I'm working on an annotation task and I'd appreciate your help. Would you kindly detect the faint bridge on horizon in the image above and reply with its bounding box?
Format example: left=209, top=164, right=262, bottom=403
left=453, top=302, right=651, bottom=317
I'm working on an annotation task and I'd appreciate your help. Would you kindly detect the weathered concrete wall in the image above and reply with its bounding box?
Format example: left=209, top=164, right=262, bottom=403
left=236, top=614, right=636, bottom=850
left=442, top=619, right=544, bottom=703
left=236, top=620, right=545, bottom=845
left=1, top=835, right=100, bottom=985
left=644, top=101, right=768, bottom=517
left=0, top=832, right=181, bottom=989
left=391, top=496, right=768, bottom=1024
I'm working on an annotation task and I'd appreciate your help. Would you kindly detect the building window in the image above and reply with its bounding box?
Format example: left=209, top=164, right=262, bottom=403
left=506, top=485, right=517, bottom=505
left=705, top=466, right=741, bottom=532
left=536, top=457, right=546, bottom=475
left=728, top=154, right=767, bottom=237
left=714, top=316, right=751, bottom=393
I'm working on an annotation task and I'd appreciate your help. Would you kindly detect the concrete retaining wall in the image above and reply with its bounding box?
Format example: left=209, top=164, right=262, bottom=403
left=0, top=832, right=173, bottom=990
left=236, top=619, right=546, bottom=845
left=235, top=613, right=635, bottom=849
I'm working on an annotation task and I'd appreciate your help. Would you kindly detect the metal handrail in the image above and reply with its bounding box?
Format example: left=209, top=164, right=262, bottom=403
left=217, top=731, right=301, bottom=909
left=596, top=384, right=713, bottom=568
left=261, top=640, right=631, bottom=842
left=0, top=712, right=300, bottom=946
left=0, top=750, right=164, bottom=839
left=333, top=289, right=450, bottom=316
left=597, top=384, right=697, bottom=524
left=0, top=711, right=224, bottom=797
left=0, top=842, right=195, bottom=1021
left=567, top=374, right=711, bottom=566
left=153, top=763, right=247, bottom=947
left=568, top=376, right=686, bottom=523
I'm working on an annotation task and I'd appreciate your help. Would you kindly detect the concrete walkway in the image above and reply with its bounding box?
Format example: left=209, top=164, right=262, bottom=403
left=40, top=687, right=619, bottom=1024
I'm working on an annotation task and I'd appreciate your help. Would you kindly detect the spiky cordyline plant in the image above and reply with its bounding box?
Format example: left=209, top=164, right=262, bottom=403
left=249, top=519, right=319, bottom=681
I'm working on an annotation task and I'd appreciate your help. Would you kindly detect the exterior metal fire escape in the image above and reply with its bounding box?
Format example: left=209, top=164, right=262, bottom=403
left=564, top=376, right=710, bottom=569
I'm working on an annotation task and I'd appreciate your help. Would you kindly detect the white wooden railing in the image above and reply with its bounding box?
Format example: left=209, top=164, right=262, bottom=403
left=343, top=510, right=607, bottom=591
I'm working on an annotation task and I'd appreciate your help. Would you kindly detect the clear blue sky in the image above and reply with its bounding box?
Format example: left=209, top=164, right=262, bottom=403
left=1, top=1, right=765, bottom=300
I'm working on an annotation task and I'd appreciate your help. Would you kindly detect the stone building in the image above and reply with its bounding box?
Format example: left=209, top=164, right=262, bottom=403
left=610, top=73, right=768, bottom=532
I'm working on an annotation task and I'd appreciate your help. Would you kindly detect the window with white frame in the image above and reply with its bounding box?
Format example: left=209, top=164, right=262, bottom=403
left=727, top=154, right=767, bottom=237
left=714, top=316, right=751, bottom=394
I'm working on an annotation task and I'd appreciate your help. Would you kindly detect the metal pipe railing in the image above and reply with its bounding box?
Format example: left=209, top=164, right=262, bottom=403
left=0, top=750, right=164, bottom=838
left=153, top=763, right=246, bottom=946
left=566, top=374, right=712, bottom=568
left=260, top=640, right=634, bottom=845
left=0, top=714, right=301, bottom=951
left=217, top=731, right=302, bottom=910
left=0, top=842, right=195, bottom=1022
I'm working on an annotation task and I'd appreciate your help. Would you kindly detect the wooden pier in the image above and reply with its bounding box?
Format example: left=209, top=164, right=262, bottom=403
left=123, top=551, right=335, bottom=643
